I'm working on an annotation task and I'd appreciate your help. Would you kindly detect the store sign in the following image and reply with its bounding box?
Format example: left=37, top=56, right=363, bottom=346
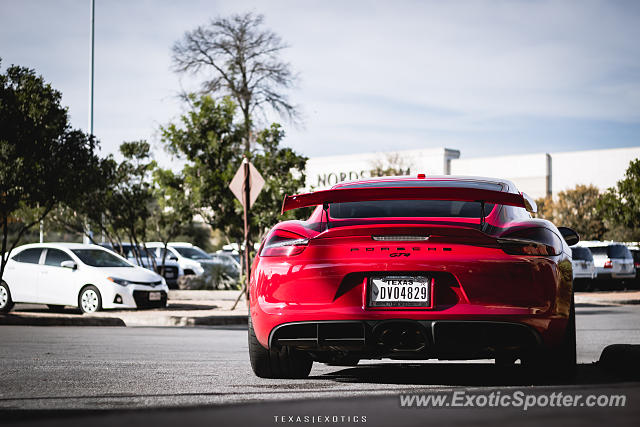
left=314, top=168, right=411, bottom=188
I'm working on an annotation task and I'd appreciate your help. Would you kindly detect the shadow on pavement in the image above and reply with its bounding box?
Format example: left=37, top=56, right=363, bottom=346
left=317, top=344, right=640, bottom=386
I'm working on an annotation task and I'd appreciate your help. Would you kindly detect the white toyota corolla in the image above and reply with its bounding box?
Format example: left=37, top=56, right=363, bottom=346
left=0, top=243, right=169, bottom=314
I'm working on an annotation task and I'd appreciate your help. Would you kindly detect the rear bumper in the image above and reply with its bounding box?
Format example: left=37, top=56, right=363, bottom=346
left=268, top=319, right=543, bottom=360
left=595, top=271, right=636, bottom=280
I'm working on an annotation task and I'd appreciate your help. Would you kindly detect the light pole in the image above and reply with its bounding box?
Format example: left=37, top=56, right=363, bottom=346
left=84, top=0, right=95, bottom=244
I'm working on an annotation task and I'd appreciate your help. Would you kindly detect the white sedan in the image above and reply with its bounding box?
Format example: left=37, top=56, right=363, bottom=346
left=0, top=243, right=169, bottom=314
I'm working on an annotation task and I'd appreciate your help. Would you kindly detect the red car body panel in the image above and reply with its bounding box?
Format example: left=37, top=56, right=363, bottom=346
left=249, top=176, right=573, bottom=361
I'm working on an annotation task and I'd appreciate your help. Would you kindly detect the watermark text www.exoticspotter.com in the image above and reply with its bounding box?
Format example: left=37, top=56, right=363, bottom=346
left=400, top=391, right=627, bottom=411
left=274, top=415, right=367, bottom=423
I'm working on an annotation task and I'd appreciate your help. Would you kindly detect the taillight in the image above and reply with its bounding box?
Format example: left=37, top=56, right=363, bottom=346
left=260, top=229, right=309, bottom=257
left=604, top=260, right=613, bottom=268
left=498, top=227, right=563, bottom=256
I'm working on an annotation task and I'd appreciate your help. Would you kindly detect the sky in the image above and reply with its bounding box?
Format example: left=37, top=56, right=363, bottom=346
left=1, top=0, right=639, bottom=168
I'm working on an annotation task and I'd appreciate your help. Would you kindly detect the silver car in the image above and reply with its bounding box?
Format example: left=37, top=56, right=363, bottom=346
left=585, top=243, right=636, bottom=281
left=571, top=246, right=596, bottom=280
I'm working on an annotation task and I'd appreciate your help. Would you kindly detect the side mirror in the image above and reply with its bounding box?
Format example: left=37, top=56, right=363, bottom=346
left=521, top=192, right=537, bottom=213
left=169, top=256, right=178, bottom=261
left=558, top=227, right=580, bottom=246
left=60, top=260, right=77, bottom=270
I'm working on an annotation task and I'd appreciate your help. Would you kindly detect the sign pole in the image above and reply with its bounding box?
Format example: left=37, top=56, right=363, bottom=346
left=243, top=157, right=251, bottom=300
left=229, top=158, right=265, bottom=310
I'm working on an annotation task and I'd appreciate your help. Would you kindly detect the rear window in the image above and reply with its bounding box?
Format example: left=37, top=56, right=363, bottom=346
left=608, top=245, right=632, bottom=259
left=571, top=247, right=593, bottom=261
left=586, top=245, right=632, bottom=259
left=330, top=180, right=502, bottom=219
left=588, top=246, right=607, bottom=256
left=12, top=248, right=42, bottom=264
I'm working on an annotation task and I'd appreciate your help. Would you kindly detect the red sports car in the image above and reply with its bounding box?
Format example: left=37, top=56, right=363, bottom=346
left=248, top=175, right=578, bottom=379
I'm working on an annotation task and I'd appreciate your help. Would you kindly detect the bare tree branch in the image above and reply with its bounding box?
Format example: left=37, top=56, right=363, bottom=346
left=171, top=12, right=300, bottom=137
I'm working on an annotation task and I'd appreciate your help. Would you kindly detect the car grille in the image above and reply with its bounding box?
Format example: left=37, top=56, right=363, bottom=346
left=132, top=290, right=167, bottom=308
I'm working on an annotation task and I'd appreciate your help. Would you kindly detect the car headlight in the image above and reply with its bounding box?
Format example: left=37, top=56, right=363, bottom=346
left=107, top=277, right=132, bottom=286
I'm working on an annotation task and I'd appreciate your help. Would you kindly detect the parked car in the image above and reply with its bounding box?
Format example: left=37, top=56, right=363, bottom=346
left=209, top=252, right=241, bottom=279
left=570, top=246, right=596, bottom=291
left=146, top=242, right=214, bottom=276
left=0, top=243, right=168, bottom=314
left=248, top=175, right=578, bottom=379
left=625, top=244, right=640, bottom=288
left=580, top=241, right=636, bottom=285
left=100, top=243, right=182, bottom=289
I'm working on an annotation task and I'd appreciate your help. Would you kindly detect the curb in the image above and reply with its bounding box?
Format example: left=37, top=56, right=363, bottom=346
left=0, top=313, right=248, bottom=328
left=167, top=315, right=248, bottom=327
left=0, top=314, right=125, bottom=327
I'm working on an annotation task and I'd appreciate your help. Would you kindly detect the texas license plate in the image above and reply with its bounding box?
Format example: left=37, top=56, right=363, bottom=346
left=149, top=292, right=161, bottom=301
left=369, top=276, right=431, bottom=307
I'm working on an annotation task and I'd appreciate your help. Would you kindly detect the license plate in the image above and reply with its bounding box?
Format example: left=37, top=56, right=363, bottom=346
left=164, top=271, right=175, bottom=278
left=149, top=292, right=161, bottom=301
left=369, top=276, right=431, bottom=307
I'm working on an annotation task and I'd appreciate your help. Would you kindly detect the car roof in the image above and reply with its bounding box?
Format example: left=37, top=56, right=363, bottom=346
left=577, top=240, right=626, bottom=248
left=146, top=242, right=193, bottom=247
left=332, top=175, right=517, bottom=192
left=12, top=242, right=107, bottom=251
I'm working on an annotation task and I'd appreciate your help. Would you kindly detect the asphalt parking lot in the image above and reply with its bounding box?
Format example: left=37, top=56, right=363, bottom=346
left=1, top=304, right=639, bottom=426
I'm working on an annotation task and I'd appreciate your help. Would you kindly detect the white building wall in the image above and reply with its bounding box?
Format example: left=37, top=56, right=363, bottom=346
left=305, top=148, right=459, bottom=190
left=450, top=153, right=550, bottom=199
left=304, top=146, right=640, bottom=198
left=550, top=146, right=640, bottom=194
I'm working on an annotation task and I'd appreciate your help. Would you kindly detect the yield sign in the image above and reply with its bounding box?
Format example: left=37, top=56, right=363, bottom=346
left=229, top=159, right=265, bottom=208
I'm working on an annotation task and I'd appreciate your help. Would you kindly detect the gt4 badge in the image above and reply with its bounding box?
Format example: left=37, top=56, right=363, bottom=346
left=390, top=252, right=410, bottom=257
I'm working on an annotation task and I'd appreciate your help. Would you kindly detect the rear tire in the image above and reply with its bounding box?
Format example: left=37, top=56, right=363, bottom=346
left=523, top=295, right=576, bottom=381
left=248, top=317, right=312, bottom=379
left=78, top=286, right=102, bottom=314
left=0, top=282, right=14, bottom=313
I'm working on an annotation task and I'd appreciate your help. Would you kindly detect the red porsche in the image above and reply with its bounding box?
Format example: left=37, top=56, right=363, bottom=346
left=248, top=175, right=578, bottom=379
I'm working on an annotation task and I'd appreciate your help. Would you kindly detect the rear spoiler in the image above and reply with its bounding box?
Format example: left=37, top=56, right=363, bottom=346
left=281, top=186, right=536, bottom=214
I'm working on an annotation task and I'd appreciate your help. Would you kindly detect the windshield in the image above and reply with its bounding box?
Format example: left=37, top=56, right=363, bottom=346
left=72, top=249, right=132, bottom=267
left=571, top=247, right=593, bottom=261
left=330, top=180, right=501, bottom=219
left=173, top=246, right=212, bottom=260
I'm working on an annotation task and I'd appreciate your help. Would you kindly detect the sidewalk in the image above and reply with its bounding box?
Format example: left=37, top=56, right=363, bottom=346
left=1, top=290, right=638, bottom=328
left=575, top=290, right=640, bottom=306
left=0, top=290, right=248, bottom=327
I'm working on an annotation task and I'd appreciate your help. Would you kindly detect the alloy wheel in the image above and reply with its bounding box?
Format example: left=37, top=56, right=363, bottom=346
left=0, top=286, right=7, bottom=308
left=81, top=289, right=99, bottom=313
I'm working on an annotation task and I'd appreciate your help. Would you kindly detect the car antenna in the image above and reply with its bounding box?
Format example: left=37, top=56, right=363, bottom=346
left=323, top=202, right=330, bottom=230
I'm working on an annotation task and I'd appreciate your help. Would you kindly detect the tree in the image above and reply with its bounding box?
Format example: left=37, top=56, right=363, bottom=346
left=148, top=168, right=194, bottom=273
left=533, top=196, right=555, bottom=222
left=534, top=186, right=605, bottom=240
left=0, top=61, right=101, bottom=283
left=161, top=95, right=307, bottom=245
left=553, top=185, right=606, bottom=241
left=598, top=159, right=640, bottom=241
left=369, top=152, right=413, bottom=177
left=107, top=141, right=157, bottom=264
left=172, top=12, right=298, bottom=152
left=162, top=95, right=243, bottom=238
left=248, top=123, right=308, bottom=240
left=47, top=156, right=118, bottom=243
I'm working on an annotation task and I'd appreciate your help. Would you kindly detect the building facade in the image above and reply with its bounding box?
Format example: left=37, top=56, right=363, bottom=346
left=305, top=146, right=640, bottom=199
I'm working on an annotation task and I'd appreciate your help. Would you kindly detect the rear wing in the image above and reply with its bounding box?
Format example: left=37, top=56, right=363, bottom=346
left=281, top=186, right=536, bottom=214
